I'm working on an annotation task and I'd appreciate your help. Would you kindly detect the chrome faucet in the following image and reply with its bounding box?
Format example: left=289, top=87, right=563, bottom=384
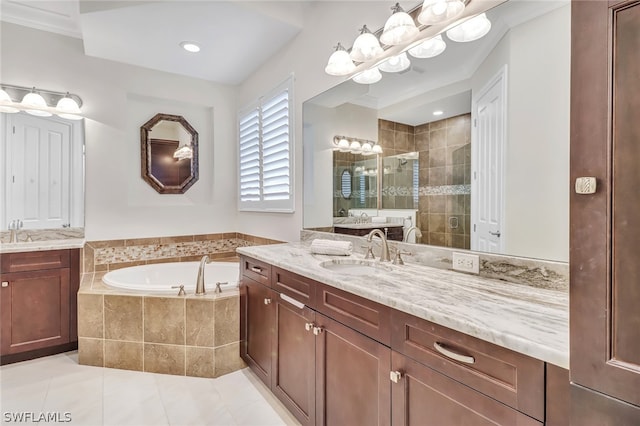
left=196, top=255, right=212, bottom=295
left=367, top=229, right=390, bottom=262
left=8, top=219, right=23, bottom=243
left=403, top=226, right=423, bottom=243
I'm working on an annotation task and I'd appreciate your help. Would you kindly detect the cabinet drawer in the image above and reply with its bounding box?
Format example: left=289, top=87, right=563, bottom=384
left=391, top=310, right=544, bottom=421
left=241, top=256, right=271, bottom=287
left=1, top=250, right=70, bottom=273
left=272, top=268, right=316, bottom=309
left=316, top=283, right=390, bottom=346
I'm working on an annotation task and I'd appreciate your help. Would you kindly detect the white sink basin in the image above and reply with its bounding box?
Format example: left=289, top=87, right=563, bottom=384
left=320, top=259, right=391, bottom=275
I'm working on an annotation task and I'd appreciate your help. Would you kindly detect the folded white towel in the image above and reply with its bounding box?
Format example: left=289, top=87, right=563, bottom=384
left=310, top=239, right=353, bottom=256
left=371, top=216, right=387, bottom=224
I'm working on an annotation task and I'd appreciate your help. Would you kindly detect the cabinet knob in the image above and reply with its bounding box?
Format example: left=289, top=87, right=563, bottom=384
left=1, top=281, right=8, bottom=288
left=264, top=298, right=272, bottom=305
left=305, top=322, right=314, bottom=332
left=312, top=326, right=324, bottom=336
left=390, top=371, right=403, bottom=383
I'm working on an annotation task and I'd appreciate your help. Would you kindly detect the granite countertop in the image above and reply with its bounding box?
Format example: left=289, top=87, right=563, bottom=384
left=236, top=243, right=569, bottom=369
left=0, top=228, right=85, bottom=254
left=333, top=223, right=404, bottom=229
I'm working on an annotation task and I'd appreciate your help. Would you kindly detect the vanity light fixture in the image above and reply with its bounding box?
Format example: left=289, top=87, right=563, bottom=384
left=0, top=89, right=19, bottom=113
left=378, top=52, right=411, bottom=73
left=350, top=25, right=384, bottom=63
left=22, top=88, right=52, bottom=117
left=0, top=84, right=84, bottom=120
left=180, top=41, right=201, bottom=53
left=408, top=34, right=446, bottom=59
left=324, top=2, right=492, bottom=82
left=380, top=3, right=419, bottom=46
left=325, top=43, right=356, bottom=76
left=173, top=143, right=193, bottom=160
left=417, top=0, right=465, bottom=25
left=446, top=13, right=492, bottom=42
left=353, top=67, right=382, bottom=85
left=332, top=135, right=383, bottom=155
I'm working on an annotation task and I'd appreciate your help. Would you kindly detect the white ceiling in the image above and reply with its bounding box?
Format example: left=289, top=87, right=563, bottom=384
left=1, top=0, right=305, bottom=85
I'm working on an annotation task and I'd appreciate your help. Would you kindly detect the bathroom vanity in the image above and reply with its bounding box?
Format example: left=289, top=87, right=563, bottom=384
left=237, top=244, right=569, bottom=426
left=0, top=247, right=81, bottom=364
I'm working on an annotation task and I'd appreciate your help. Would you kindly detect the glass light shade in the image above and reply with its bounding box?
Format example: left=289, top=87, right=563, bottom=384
left=446, top=13, right=492, bottom=42
left=21, top=91, right=52, bottom=117
left=408, top=35, right=447, bottom=59
left=353, top=67, right=382, bottom=84
left=372, top=144, right=383, bottom=154
left=325, top=43, right=356, bottom=76
left=349, top=141, right=362, bottom=152
left=418, top=0, right=465, bottom=25
left=361, top=142, right=373, bottom=155
left=173, top=145, right=193, bottom=160
left=56, top=96, right=83, bottom=120
left=378, top=52, right=411, bottom=73
left=0, top=89, right=19, bottom=113
left=380, top=5, right=419, bottom=46
left=337, top=138, right=351, bottom=151
left=350, top=27, right=383, bottom=63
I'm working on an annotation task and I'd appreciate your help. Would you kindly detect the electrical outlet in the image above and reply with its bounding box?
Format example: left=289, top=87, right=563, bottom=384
left=452, top=252, right=480, bottom=274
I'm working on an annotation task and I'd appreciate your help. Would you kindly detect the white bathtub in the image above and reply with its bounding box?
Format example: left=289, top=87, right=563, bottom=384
left=102, top=261, right=239, bottom=294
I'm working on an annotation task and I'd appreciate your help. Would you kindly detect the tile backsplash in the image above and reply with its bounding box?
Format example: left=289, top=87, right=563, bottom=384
left=83, top=233, right=282, bottom=273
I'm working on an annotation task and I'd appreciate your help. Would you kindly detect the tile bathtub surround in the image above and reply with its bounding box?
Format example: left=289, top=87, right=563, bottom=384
left=300, top=230, right=568, bottom=291
left=82, top=232, right=283, bottom=273
left=78, top=273, right=246, bottom=378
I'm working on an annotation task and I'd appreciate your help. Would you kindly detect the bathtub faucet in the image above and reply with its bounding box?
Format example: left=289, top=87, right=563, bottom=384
left=196, top=255, right=212, bottom=295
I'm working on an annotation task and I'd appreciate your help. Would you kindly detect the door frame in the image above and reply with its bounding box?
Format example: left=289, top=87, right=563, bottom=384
left=471, top=65, right=508, bottom=253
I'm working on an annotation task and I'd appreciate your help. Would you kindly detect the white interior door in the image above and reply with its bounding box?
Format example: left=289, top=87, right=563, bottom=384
left=471, top=66, right=507, bottom=253
left=6, top=114, right=71, bottom=229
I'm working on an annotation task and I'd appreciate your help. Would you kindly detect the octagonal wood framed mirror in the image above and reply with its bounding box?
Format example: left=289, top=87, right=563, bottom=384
left=140, top=113, right=199, bottom=194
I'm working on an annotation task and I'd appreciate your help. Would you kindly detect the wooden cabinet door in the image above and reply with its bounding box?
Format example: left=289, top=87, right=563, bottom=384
left=239, top=277, right=274, bottom=387
left=1, top=268, right=70, bottom=355
left=315, top=313, right=391, bottom=426
left=570, top=0, right=640, bottom=409
left=391, top=351, right=541, bottom=426
left=272, top=292, right=316, bottom=426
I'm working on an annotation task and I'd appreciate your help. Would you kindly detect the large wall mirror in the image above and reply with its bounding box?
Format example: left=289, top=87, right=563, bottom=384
left=140, top=113, right=199, bottom=194
left=1, top=112, right=84, bottom=231
left=303, top=0, right=570, bottom=262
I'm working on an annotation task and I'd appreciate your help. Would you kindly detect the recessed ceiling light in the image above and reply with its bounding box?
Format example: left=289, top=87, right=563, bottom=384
left=433, top=110, right=444, bottom=116
left=180, top=41, right=201, bottom=53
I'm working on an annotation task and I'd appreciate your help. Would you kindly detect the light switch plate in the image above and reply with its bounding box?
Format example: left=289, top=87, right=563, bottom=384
left=575, top=177, right=597, bottom=194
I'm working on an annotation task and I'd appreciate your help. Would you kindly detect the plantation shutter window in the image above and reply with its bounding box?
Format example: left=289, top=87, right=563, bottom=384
left=238, top=76, right=294, bottom=212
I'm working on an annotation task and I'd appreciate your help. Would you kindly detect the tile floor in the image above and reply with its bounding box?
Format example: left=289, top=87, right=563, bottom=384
left=0, top=352, right=299, bottom=426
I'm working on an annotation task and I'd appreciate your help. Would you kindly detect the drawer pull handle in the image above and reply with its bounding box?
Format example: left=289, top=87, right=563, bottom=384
left=305, top=322, right=314, bottom=332
left=313, top=326, right=324, bottom=336
left=264, top=298, right=272, bottom=305
left=1, top=281, right=8, bottom=288
left=251, top=266, right=263, bottom=273
left=390, top=371, right=403, bottom=383
left=433, top=342, right=475, bottom=364
left=280, top=293, right=305, bottom=310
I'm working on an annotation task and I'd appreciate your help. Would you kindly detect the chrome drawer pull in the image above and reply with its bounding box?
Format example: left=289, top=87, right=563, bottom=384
left=264, top=298, right=272, bottom=305
left=280, top=293, right=305, bottom=310
left=305, top=322, right=314, bottom=332
left=251, top=266, right=263, bottom=273
left=390, top=371, right=403, bottom=383
left=433, top=342, right=475, bottom=364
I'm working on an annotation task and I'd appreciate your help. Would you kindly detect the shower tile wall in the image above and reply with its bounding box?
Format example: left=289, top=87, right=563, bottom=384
left=416, top=113, right=471, bottom=249
left=378, top=119, right=417, bottom=210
